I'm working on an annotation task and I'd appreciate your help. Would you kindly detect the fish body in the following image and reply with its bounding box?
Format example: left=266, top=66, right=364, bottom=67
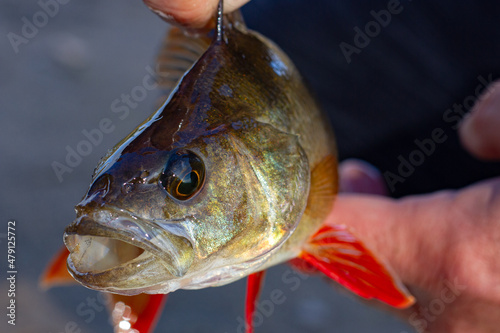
left=44, top=3, right=414, bottom=332
left=64, top=11, right=335, bottom=296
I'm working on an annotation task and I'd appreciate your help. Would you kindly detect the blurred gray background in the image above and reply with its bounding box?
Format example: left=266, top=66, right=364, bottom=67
left=1, top=0, right=500, bottom=332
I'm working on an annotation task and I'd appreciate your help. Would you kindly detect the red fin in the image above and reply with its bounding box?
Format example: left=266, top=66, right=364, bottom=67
left=40, top=246, right=77, bottom=289
left=245, top=271, right=266, bottom=333
left=300, top=225, right=415, bottom=308
left=288, top=257, right=319, bottom=275
left=107, top=293, right=167, bottom=333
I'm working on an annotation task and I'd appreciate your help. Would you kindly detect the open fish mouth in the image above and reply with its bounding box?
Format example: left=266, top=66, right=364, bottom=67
left=64, top=213, right=195, bottom=295
left=65, top=234, right=147, bottom=273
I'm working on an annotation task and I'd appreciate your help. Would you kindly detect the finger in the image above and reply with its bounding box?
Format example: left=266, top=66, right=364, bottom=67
left=330, top=177, right=500, bottom=300
left=459, top=80, right=500, bottom=160
left=327, top=191, right=453, bottom=290
left=144, top=0, right=250, bottom=28
left=339, top=159, right=388, bottom=195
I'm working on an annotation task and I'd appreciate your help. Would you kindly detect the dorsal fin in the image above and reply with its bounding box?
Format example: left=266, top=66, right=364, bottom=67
left=216, top=0, right=224, bottom=42
left=155, top=0, right=248, bottom=94
left=155, top=27, right=212, bottom=93
left=215, top=0, right=247, bottom=44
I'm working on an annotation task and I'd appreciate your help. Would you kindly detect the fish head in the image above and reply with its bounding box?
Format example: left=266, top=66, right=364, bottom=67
left=64, top=14, right=311, bottom=295
left=65, top=126, right=308, bottom=295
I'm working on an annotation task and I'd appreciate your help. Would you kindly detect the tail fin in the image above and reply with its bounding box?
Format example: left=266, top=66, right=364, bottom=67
left=299, top=224, right=415, bottom=308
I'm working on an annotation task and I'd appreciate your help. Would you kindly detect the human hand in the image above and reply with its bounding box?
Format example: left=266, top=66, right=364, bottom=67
left=331, top=81, right=500, bottom=332
left=143, top=0, right=249, bottom=28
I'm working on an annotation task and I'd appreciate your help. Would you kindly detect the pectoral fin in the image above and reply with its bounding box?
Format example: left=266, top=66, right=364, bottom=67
left=245, top=271, right=266, bottom=333
left=107, top=293, right=167, bottom=333
left=40, top=246, right=76, bottom=289
left=299, top=224, right=415, bottom=308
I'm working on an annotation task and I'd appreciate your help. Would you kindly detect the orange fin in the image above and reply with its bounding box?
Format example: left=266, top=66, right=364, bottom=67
left=107, top=293, right=167, bottom=333
left=40, top=246, right=77, bottom=289
left=300, top=224, right=415, bottom=308
left=245, top=271, right=266, bottom=333
left=305, top=154, right=338, bottom=220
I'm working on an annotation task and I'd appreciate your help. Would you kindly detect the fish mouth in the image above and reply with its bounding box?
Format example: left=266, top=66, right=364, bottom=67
left=65, top=234, right=147, bottom=273
left=64, top=213, right=195, bottom=295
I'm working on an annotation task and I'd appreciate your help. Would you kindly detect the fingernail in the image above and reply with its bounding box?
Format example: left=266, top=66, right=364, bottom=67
left=461, top=80, right=500, bottom=125
left=339, top=159, right=388, bottom=195
left=149, top=7, right=175, bottom=22
left=144, top=0, right=176, bottom=25
left=459, top=80, right=500, bottom=159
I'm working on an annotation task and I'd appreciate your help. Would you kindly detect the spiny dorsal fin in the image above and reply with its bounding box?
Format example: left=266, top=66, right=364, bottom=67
left=216, top=0, right=247, bottom=43
left=155, top=0, right=248, bottom=93
left=216, top=0, right=223, bottom=42
left=155, top=27, right=212, bottom=93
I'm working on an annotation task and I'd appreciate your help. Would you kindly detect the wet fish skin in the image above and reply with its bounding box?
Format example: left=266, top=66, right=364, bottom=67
left=63, top=12, right=336, bottom=295
left=41, top=5, right=414, bottom=332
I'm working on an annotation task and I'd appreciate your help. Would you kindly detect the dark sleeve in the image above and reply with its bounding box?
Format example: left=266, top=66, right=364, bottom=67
left=243, top=0, right=500, bottom=197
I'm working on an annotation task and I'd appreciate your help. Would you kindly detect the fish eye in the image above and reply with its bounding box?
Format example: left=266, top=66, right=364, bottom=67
left=160, top=150, right=205, bottom=200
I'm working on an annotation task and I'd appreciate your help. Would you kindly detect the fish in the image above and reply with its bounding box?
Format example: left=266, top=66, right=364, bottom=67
left=42, top=1, right=415, bottom=332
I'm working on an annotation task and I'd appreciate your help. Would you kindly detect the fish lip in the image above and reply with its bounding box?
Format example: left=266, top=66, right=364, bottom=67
left=65, top=246, right=160, bottom=294
left=64, top=212, right=195, bottom=293
left=64, top=215, right=163, bottom=262
left=63, top=216, right=164, bottom=292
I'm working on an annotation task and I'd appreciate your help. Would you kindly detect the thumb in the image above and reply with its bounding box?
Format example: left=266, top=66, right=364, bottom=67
left=338, top=159, right=388, bottom=195
left=459, top=80, right=500, bottom=160
left=328, top=192, right=451, bottom=291
left=333, top=160, right=453, bottom=290
left=144, top=0, right=250, bottom=28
